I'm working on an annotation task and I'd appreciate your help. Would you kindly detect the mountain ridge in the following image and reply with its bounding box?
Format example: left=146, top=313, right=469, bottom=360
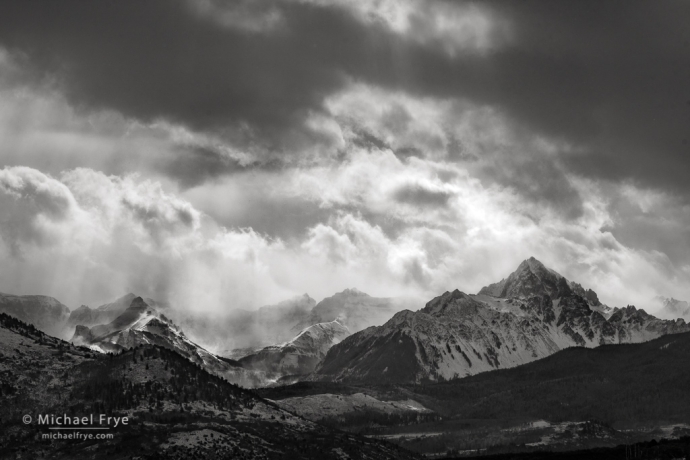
left=238, top=320, right=350, bottom=377
left=71, top=296, right=271, bottom=387
left=313, top=257, right=689, bottom=384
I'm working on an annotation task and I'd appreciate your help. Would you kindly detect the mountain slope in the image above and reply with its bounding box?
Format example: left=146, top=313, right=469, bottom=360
left=232, top=289, right=417, bottom=379
left=0, top=292, right=70, bottom=337
left=263, top=331, right=690, bottom=456
left=239, top=320, right=350, bottom=376
left=67, top=293, right=146, bottom=331
left=406, top=329, right=690, bottom=423
left=295, top=288, right=419, bottom=334
left=314, top=258, right=689, bottom=384
left=71, top=296, right=270, bottom=387
left=0, top=313, right=419, bottom=460
left=213, top=289, right=416, bottom=361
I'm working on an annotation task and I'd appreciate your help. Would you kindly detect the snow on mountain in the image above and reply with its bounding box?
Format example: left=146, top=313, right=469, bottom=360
left=239, top=320, right=350, bottom=377
left=67, top=293, right=171, bottom=332
left=217, top=289, right=416, bottom=359
left=67, top=293, right=136, bottom=331
left=228, top=289, right=417, bottom=378
left=295, top=288, right=419, bottom=334
left=71, top=296, right=270, bottom=387
left=0, top=313, right=417, bottom=460
left=314, top=257, right=689, bottom=384
left=0, top=292, right=70, bottom=338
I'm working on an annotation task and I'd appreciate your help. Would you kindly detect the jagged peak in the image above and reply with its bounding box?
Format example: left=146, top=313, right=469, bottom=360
left=520, top=256, right=545, bottom=270
left=478, top=257, right=602, bottom=304
left=516, top=256, right=562, bottom=278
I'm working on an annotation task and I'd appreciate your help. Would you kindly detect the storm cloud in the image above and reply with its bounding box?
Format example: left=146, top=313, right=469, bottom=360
left=0, top=1, right=688, bottom=311
left=0, top=1, right=688, bottom=194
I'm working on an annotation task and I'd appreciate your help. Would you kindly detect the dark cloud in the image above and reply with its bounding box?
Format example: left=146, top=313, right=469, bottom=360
left=160, top=146, right=283, bottom=189
left=604, top=190, right=690, bottom=268
left=0, top=1, right=379, bottom=151
left=211, top=194, right=334, bottom=243
left=476, top=155, right=585, bottom=221
left=393, top=184, right=452, bottom=208
left=160, top=147, right=248, bottom=189
left=351, top=129, right=391, bottom=152
left=489, top=1, right=690, bottom=198
left=607, top=217, right=690, bottom=268
left=0, top=0, right=688, bottom=201
left=410, top=1, right=690, bottom=198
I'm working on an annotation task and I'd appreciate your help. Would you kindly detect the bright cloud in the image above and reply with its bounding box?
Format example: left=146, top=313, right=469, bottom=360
left=299, top=0, right=512, bottom=56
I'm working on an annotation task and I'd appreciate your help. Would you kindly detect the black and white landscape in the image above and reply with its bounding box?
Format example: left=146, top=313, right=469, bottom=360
left=1, top=2, right=690, bottom=459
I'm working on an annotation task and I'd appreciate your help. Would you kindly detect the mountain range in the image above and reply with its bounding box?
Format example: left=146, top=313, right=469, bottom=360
left=0, top=312, right=418, bottom=460
left=228, top=289, right=418, bottom=378
left=261, top=328, right=690, bottom=456
left=312, top=257, right=690, bottom=384
left=0, top=287, right=419, bottom=386
left=238, top=320, right=350, bottom=376
left=2, top=256, right=690, bottom=458
left=3, top=257, right=688, bottom=389
left=66, top=288, right=418, bottom=386
left=215, top=289, right=417, bottom=359
left=67, top=293, right=170, bottom=331
left=71, top=296, right=271, bottom=388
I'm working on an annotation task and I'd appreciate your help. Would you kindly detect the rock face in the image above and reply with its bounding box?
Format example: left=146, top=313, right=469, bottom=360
left=480, top=257, right=592, bottom=303
left=239, top=321, right=350, bottom=376
left=71, top=297, right=270, bottom=387
left=314, top=258, right=690, bottom=384
left=0, top=292, right=70, bottom=338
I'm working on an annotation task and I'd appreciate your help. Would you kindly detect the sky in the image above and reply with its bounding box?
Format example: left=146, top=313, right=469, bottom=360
left=0, top=0, right=688, bottom=313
